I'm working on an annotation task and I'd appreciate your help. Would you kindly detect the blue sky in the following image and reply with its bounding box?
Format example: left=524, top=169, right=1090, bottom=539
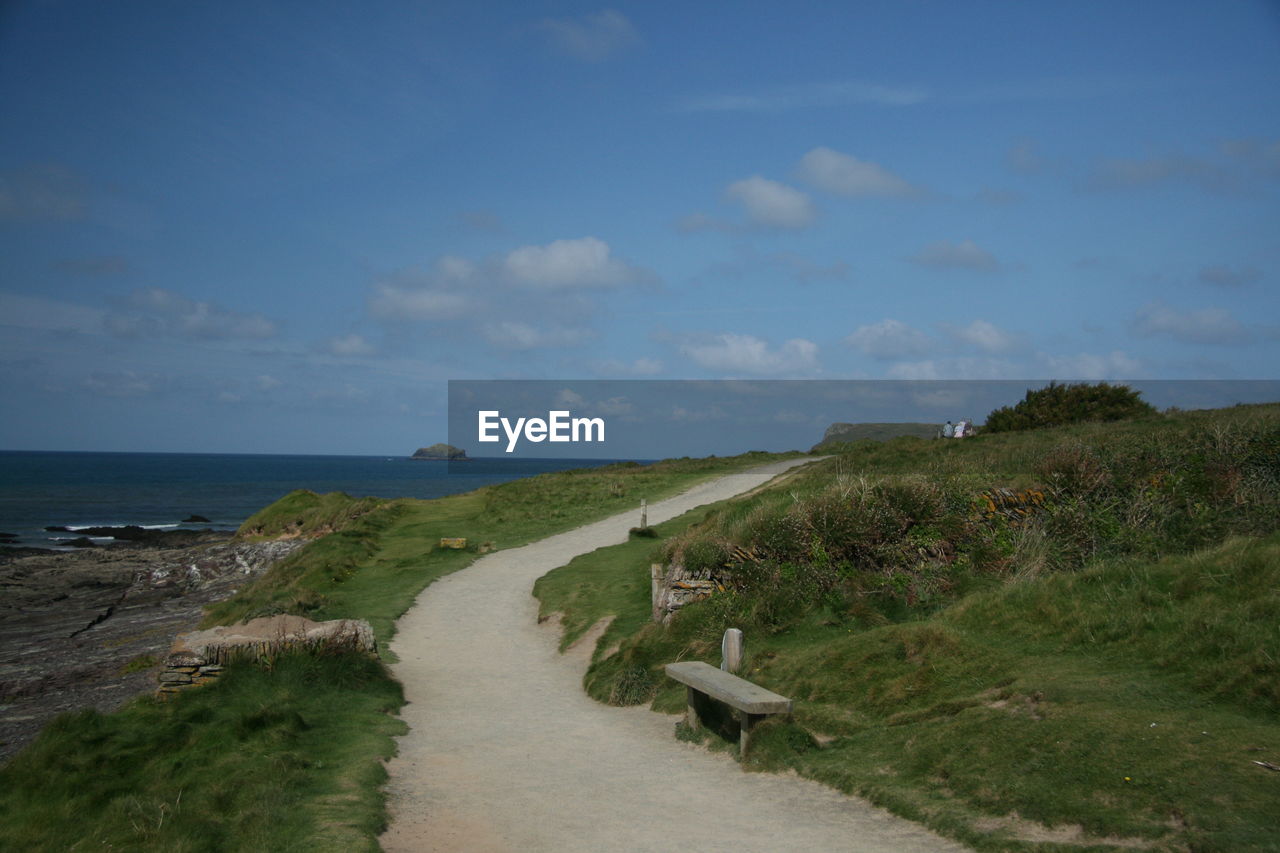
left=1, top=1, right=1278, bottom=455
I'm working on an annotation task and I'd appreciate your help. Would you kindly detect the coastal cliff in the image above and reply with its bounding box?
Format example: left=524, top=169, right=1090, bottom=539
left=811, top=421, right=939, bottom=452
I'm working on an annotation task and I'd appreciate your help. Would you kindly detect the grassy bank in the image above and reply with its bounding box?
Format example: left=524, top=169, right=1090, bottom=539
left=0, top=451, right=800, bottom=851
left=0, top=651, right=402, bottom=853
left=536, top=404, right=1280, bottom=852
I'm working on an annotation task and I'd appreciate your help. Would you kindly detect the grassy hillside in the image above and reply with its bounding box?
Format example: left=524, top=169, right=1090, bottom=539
left=812, top=421, right=941, bottom=451
left=0, top=451, right=800, bottom=852
left=537, top=403, right=1280, bottom=852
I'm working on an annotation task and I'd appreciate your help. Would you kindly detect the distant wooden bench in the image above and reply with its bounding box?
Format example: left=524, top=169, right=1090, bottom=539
left=664, top=661, right=793, bottom=756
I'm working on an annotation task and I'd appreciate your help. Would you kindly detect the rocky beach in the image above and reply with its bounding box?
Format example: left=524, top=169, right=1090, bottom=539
left=0, top=534, right=303, bottom=762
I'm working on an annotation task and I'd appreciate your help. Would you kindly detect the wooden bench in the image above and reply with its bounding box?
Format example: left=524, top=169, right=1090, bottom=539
left=664, top=661, right=792, bottom=756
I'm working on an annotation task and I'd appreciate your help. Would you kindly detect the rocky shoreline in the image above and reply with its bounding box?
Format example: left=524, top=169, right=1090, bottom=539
left=0, top=534, right=304, bottom=763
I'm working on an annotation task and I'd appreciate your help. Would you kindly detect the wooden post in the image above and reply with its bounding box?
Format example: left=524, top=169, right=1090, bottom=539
left=640, top=498, right=647, bottom=529
left=650, top=564, right=665, bottom=622
left=721, top=628, right=743, bottom=674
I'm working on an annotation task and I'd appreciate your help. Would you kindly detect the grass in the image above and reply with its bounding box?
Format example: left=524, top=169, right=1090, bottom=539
left=0, top=451, right=803, bottom=851
left=0, top=650, right=404, bottom=852
left=533, top=506, right=712, bottom=658
left=534, top=404, right=1280, bottom=851
left=202, top=451, right=801, bottom=646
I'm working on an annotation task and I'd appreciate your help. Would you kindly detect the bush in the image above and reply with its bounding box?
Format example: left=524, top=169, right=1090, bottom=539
left=984, top=381, right=1156, bottom=433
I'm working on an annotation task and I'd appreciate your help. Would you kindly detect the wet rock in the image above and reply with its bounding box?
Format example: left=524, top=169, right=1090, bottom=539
left=0, top=535, right=304, bottom=763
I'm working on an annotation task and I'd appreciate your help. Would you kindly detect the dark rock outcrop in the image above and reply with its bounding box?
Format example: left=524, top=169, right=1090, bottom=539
left=0, top=535, right=304, bottom=762
left=411, top=443, right=468, bottom=460
left=60, top=525, right=226, bottom=549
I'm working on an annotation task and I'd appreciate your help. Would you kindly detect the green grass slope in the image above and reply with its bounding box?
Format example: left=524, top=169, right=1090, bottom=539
left=536, top=403, right=1280, bottom=852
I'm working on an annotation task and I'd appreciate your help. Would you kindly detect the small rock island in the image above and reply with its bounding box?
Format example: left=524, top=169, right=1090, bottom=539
left=411, top=443, right=468, bottom=461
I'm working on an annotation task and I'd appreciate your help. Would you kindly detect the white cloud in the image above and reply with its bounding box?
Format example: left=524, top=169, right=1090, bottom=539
left=325, top=333, right=374, bottom=356
left=107, top=288, right=277, bottom=340
left=369, top=283, right=472, bottom=321
left=943, top=319, right=1022, bottom=354
left=366, top=241, right=643, bottom=351
left=481, top=321, right=594, bottom=350
left=256, top=375, right=281, bottom=391
left=724, top=177, right=815, bottom=229
left=1220, top=138, right=1280, bottom=177
left=1198, top=265, right=1261, bottom=287
left=796, top=147, right=918, bottom=198
left=593, top=396, right=633, bottom=416
left=1083, top=138, right=1280, bottom=195
left=1007, top=139, right=1046, bottom=174
left=910, top=239, right=1000, bottom=271
left=1088, top=155, right=1220, bottom=192
left=81, top=370, right=163, bottom=397
left=1039, top=350, right=1144, bottom=379
left=310, top=384, right=372, bottom=407
left=678, top=80, right=926, bottom=113
left=436, top=255, right=477, bottom=281
left=845, top=319, right=932, bottom=360
left=679, top=332, right=819, bottom=376
left=504, top=236, right=639, bottom=288
left=0, top=291, right=107, bottom=334
left=886, top=357, right=1019, bottom=380
left=1132, top=302, right=1249, bottom=345
left=368, top=257, right=477, bottom=321
left=1081, top=138, right=1280, bottom=195
left=457, top=209, right=504, bottom=232
left=594, top=357, right=663, bottom=376
left=537, top=9, right=640, bottom=62
left=555, top=388, right=585, bottom=407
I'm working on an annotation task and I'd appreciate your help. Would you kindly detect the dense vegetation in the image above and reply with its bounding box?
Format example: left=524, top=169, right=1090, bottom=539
left=538, top=403, right=1280, bottom=852
left=983, top=381, right=1157, bottom=433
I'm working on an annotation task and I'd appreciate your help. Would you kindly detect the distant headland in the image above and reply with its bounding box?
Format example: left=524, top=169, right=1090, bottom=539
left=411, top=443, right=468, bottom=461
left=810, top=422, right=939, bottom=452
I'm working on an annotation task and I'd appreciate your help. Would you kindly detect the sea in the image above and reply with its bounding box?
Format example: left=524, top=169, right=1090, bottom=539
left=0, top=451, right=631, bottom=550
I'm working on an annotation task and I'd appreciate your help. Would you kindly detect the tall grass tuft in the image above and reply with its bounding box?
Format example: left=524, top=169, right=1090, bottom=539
left=0, top=650, right=405, bottom=852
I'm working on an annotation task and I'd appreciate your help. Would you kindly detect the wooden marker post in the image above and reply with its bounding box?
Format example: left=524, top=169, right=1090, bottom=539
left=721, top=628, right=743, bottom=674
left=640, top=498, right=647, bottom=529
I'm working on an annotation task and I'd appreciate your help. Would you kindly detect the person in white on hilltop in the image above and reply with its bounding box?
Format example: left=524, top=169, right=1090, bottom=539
left=942, top=421, right=954, bottom=438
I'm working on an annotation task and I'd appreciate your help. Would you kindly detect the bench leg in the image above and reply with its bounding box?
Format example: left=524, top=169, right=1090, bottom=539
left=738, top=711, right=757, bottom=757
left=685, top=686, right=701, bottom=732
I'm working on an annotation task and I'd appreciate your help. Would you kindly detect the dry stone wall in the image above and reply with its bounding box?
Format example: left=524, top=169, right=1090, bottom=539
left=158, top=614, right=376, bottom=694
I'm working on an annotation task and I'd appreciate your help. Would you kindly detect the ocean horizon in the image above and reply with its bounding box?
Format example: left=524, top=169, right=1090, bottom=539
left=0, top=450, right=639, bottom=550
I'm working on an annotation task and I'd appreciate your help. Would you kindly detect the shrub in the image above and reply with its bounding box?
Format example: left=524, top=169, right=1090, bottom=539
left=984, top=381, right=1156, bottom=433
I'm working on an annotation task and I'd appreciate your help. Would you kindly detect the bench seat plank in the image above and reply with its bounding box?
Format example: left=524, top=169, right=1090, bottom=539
left=664, top=661, right=792, bottom=714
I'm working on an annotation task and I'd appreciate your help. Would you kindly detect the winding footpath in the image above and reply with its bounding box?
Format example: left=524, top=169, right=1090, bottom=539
left=381, top=459, right=969, bottom=852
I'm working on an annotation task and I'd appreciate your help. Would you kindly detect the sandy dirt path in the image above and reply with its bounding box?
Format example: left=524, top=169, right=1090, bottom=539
left=381, top=459, right=969, bottom=852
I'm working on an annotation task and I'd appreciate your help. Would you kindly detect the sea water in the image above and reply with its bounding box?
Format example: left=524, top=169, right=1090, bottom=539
left=0, top=451, right=628, bottom=549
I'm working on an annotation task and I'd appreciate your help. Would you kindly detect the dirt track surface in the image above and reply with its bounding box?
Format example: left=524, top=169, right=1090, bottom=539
left=381, top=459, right=969, bottom=852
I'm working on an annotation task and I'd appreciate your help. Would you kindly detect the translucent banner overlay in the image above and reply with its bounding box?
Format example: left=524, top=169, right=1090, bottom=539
left=447, top=379, right=1280, bottom=471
